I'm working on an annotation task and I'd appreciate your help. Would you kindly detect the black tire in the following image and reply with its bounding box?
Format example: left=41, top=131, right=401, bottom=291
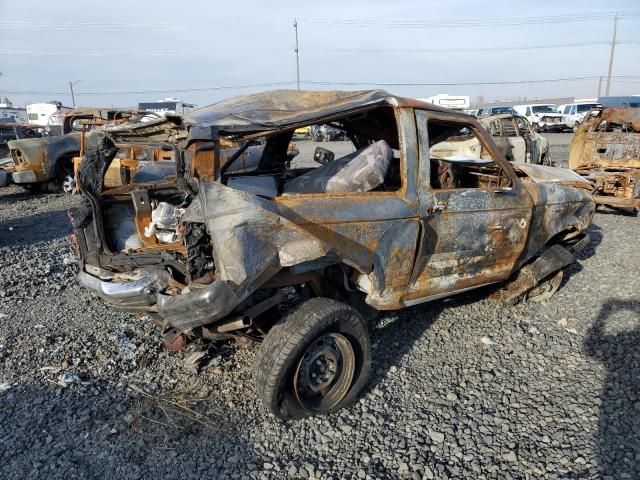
left=253, top=297, right=371, bottom=420
left=54, top=154, right=77, bottom=194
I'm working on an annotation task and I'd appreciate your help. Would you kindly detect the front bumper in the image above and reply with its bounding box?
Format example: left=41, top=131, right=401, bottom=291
left=11, top=169, right=37, bottom=184
left=78, top=268, right=239, bottom=332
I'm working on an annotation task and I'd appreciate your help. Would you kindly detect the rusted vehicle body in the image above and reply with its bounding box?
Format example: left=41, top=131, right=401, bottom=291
left=8, top=108, right=151, bottom=193
left=71, top=90, right=595, bottom=419
left=569, top=108, right=640, bottom=212
left=0, top=123, right=45, bottom=187
left=479, top=114, right=551, bottom=165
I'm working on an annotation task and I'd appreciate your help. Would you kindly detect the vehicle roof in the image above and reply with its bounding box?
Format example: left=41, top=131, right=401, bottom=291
left=479, top=113, right=527, bottom=122
left=513, top=103, right=556, bottom=106
left=181, top=89, right=458, bottom=135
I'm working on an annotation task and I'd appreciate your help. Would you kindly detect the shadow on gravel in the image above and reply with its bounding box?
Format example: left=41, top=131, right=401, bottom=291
left=0, top=382, right=255, bottom=478
left=558, top=223, right=604, bottom=290
left=584, top=298, right=640, bottom=479
left=0, top=188, right=39, bottom=204
left=0, top=208, right=71, bottom=247
left=367, top=288, right=490, bottom=393
left=593, top=206, right=639, bottom=217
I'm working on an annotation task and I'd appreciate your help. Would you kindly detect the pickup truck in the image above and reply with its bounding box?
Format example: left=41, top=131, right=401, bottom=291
left=71, top=90, right=595, bottom=419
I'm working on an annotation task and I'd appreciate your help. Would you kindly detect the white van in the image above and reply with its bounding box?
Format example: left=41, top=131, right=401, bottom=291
left=558, top=102, right=602, bottom=132
left=513, top=104, right=564, bottom=132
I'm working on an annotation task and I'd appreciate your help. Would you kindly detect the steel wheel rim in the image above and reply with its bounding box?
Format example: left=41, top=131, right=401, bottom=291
left=293, top=332, right=355, bottom=411
left=62, top=175, right=76, bottom=194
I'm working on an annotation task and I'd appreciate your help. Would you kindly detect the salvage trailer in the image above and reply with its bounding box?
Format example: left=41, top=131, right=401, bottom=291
left=569, top=107, right=640, bottom=213
left=70, top=90, right=595, bottom=419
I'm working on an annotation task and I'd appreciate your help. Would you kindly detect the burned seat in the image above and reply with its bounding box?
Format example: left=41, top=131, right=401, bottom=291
left=283, top=140, right=393, bottom=194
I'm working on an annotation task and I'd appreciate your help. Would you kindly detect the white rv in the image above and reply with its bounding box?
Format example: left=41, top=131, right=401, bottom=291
left=26, top=101, right=72, bottom=134
left=513, top=104, right=564, bottom=132
left=418, top=94, right=470, bottom=111
left=0, top=97, right=27, bottom=124
left=137, top=98, right=196, bottom=116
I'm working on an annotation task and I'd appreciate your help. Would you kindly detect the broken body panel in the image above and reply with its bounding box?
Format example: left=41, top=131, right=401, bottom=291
left=72, top=90, right=595, bottom=341
left=569, top=108, right=640, bottom=210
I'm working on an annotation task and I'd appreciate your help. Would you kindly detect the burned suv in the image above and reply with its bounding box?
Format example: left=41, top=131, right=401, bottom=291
left=71, top=90, right=595, bottom=419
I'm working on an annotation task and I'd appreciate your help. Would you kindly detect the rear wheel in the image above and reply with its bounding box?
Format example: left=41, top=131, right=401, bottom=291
left=253, top=297, right=371, bottom=420
left=55, top=156, right=77, bottom=194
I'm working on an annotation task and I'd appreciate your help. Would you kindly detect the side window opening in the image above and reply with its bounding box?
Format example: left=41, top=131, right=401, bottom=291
left=221, top=106, right=403, bottom=197
left=502, top=118, right=518, bottom=137
left=427, top=120, right=511, bottom=190
left=488, top=120, right=502, bottom=136
left=515, top=117, right=529, bottom=135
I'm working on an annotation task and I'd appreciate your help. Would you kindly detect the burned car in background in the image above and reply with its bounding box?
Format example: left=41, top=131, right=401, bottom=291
left=8, top=108, right=152, bottom=193
left=569, top=108, right=640, bottom=213
left=71, top=90, right=595, bottom=419
left=0, top=123, right=45, bottom=187
left=479, top=114, right=551, bottom=165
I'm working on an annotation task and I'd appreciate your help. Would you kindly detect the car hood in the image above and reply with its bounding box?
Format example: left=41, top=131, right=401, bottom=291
left=513, top=164, right=592, bottom=189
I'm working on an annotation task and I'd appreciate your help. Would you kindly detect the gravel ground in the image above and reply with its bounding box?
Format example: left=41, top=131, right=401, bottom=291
left=0, top=134, right=639, bottom=479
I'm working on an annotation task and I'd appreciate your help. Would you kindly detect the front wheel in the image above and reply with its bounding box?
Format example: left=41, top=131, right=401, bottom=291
left=253, top=297, right=371, bottom=420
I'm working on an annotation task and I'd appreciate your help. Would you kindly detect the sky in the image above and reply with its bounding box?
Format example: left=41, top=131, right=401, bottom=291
left=0, top=0, right=639, bottom=109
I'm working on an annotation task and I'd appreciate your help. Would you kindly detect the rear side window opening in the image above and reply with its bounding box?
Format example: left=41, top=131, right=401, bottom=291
left=219, top=105, right=404, bottom=198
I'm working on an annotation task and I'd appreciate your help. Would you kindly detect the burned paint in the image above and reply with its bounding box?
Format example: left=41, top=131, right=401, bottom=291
left=72, top=89, right=595, bottom=339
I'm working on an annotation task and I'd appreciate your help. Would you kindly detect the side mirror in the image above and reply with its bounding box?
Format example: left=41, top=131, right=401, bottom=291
left=313, top=146, right=335, bottom=165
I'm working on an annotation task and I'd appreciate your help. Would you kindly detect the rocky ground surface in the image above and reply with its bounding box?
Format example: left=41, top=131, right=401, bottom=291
left=1, top=133, right=638, bottom=479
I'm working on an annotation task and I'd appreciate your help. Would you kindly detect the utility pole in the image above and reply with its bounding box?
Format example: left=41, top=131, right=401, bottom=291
left=293, top=18, right=300, bottom=90
left=597, top=76, right=603, bottom=97
left=69, top=81, right=76, bottom=107
left=605, top=13, right=619, bottom=97
left=69, top=80, right=81, bottom=107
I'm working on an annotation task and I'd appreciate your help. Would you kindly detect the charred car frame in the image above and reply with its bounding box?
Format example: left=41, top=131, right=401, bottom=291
left=71, top=90, right=595, bottom=419
left=569, top=107, right=640, bottom=213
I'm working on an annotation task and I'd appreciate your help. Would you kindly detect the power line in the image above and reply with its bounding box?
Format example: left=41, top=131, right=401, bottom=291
left=1, top=12, right=639, bottom=31
left=0, top=81, right=297, bottom=96
left=297, top=12, right=640, bottom=29
left=305, top=41, right=640, bottom=54
left=3, top=76, right=640, bottom=96
left=3, top=41, right=638, bottom=58
left=301, top=75, right=640, bottom=87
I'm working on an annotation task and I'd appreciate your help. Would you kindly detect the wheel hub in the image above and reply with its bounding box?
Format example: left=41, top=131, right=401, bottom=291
left=62, top=174, right=76, bottom=194
left=293, top=332, right=355, bottom=411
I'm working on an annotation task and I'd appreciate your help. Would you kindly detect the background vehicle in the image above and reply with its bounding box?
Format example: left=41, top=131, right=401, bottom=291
left=480, top=114, right=551, bottom=165
left=477, top=106, right=517, bottom=117
left=513, top=104, right=564, bottom=132
left=8, top=108, right=151, bottom=193
left=569, top=107, right=640, bottom=213
left=72, top=90, right=594, bottom=420
left=137, top=98, right=196, bottom=115
left=26, top=101, right=72, bottom=135
left=418, top=94, right=470, bottom=111
left=559, top=101, right=602, bottom=132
